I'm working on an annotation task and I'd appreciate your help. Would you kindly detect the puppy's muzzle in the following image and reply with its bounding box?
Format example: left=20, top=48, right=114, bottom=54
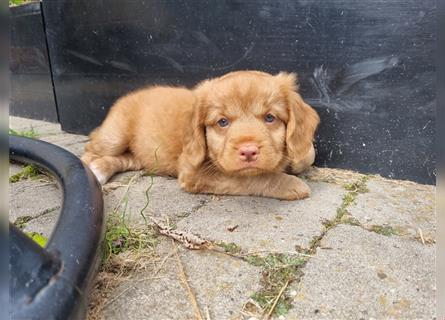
left=238, top=143, right=259, bottom=163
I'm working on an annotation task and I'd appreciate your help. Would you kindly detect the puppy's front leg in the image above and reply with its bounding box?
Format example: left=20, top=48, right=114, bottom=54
left=179, top=171, right=310, bottom=200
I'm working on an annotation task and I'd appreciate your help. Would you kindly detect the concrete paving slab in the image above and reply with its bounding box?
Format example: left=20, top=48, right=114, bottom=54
left=103, top=174, right=211, bottom=223
left=9, top=178, right=61, bottom=223
left=349, top=178, right=435, bottom=241
left=9, top=116, right=61, bottom=136
left=179, top=246, right=260, bottom=319
left=287, top=224, right=435, bottom=320
left=22, top=208, right=59, bottom=239
left=177, top=182, right=345, bottom=252
left=9, top=115, right=87, bottom=160
left=101, top=243, right=196, bottom=320
left=101, top=239, right=260, bottom=320
left=9, top=162, right=23, bottom=177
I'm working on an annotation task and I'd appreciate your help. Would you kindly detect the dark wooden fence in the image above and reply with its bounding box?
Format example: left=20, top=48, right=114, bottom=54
left=10, top=0, right=436, bottom=184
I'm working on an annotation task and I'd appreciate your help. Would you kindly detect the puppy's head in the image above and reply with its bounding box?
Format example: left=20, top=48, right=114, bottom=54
left=183, top=70, right=319, bottom=176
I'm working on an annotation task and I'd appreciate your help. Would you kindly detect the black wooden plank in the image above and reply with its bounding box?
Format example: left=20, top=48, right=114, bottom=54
left=42, top=0, right=436, bottom=184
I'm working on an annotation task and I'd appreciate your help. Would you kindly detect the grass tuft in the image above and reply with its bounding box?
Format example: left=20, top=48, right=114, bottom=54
left=341, top=215, right=361, bottom=226
left=215, top=241, right=242, bottom=255
left=344, top=176, right=370, bottom=194
left=9, top=127, right=39, bottom=139
left=367, top=225, right=399, bottom=236
left=89, top=170, right=160, bottom=320
left=9, top=0, right=32, bottom=5
left=103, top=211, right=158, bottom=262
left=245, top=253, right=308, bottom=316
left=26, top=232, right=48, bottom=247
left=9, top=164, right=45, bottom=183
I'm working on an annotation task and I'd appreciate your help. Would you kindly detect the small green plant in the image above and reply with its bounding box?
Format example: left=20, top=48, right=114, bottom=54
left=9, top=127, right=39, bottom=139
left=215, top=241, right=242, bottom=255
left=9, top=0, right=31, bottom=6
left=104, top=213, right=131, bottom=258
left=244, top=254, right=265, bottom=267
left=245, top=253, right=308, bottom=316
left=103, top=210, right=157, bottom=262
left=26, top=232, right=48, bottom=247
left=323, top=175, right=371, bottom=229
left=9, top=164, right=44, bottom=183
left=341, top=215, right=361, bottom=226
left=368, top=225, right=399, bottom=236
left=103, top=172, right=158, bottom=262
left=334, top=192, right=355, bottom=222
left=344, top=176, right=370, bottom=194
left=139, top=147, right=160, bottom=224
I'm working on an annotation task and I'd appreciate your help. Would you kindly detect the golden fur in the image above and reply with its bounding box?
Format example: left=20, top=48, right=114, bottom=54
left=81, top=70, right=319, bottom=200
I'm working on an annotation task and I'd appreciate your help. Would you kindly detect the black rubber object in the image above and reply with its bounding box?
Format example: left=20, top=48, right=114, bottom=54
left=9, top=135, right=104, bottom=320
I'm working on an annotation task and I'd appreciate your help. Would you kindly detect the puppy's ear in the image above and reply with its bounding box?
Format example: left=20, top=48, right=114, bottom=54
left=180, top=81, right=210, bottom=170
left=275, top=72, right=320, bottom=164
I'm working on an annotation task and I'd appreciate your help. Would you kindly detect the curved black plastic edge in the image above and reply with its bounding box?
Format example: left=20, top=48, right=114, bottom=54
left=9, top=135, right=104, bottom=320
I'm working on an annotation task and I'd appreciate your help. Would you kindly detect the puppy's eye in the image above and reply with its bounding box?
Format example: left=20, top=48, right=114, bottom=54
left=217, top=118, right=230, bottom=127
left=264, top=113, right=276, bottom=123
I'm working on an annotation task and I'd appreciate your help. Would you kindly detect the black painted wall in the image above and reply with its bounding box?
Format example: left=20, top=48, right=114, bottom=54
left=10, top=3, right=58, bottom=122
left=15, top=0, right=437, bottom=184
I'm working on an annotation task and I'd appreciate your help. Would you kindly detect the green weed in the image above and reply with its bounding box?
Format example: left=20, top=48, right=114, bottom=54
left=9, top=127, right=39, bottom=139
left=245, top=253, right=308, bottom=316
left=215, top=241, right=242, bottom=255
left=26, top=232, right=48, bottom=247
left=9, top=164, right=45, bottom=183
left=368, top=225, right=400, bottom=236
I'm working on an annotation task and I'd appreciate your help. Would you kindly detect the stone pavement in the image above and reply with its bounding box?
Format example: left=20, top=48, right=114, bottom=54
left=9, top=116, right=436, bottom=320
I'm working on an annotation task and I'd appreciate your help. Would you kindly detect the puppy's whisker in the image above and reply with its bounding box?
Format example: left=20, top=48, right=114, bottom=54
left=201, top=161, right=220, bottom=176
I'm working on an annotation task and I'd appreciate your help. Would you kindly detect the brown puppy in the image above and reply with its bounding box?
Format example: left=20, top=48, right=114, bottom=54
left=81, top=70, right=319, bottom=200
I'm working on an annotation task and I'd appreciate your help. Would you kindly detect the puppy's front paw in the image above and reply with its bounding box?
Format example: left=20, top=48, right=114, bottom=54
left=281, top=175, right=311, bottom=200
left=88, top=160, right=109, bottom=185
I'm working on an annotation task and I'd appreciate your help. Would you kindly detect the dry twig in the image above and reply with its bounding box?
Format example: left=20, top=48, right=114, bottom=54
left=417, top=227, right=426, bottom=245
left=173, top=241, right=203, bottom=320
left=152, top=218, right=211, bottom=250
left=265, top=280, right=289, bottom=319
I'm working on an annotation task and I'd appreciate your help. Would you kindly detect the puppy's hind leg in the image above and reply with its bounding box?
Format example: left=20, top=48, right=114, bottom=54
left=82, top=102, right=136, bottom=181
left=81, top=151, right=101, bottom=166
left=83, top=99, right=135, bottom=159
left=89, top=153, right=143, bottom=185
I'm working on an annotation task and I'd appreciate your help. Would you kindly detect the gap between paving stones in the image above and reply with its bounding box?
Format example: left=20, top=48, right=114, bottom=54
left=13, top=205, right=61, bottom=229
left=307, top=174, right=434, bottom=248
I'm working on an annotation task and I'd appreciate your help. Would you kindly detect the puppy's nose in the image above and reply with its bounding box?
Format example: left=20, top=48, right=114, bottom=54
left=238, top=144, right=259, bottom=162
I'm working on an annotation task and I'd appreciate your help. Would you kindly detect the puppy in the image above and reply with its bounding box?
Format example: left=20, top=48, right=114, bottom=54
left=81, top=70, right=319, bottom=200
